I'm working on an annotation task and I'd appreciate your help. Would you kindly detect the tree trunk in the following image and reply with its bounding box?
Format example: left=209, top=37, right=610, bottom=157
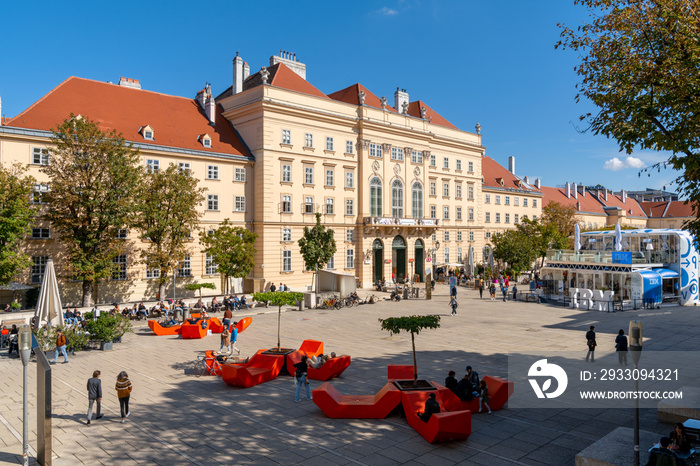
left=159, top=283, right=166, bottom=303
left=82, top=280, right=93, bottom=307
left=277, top=305, right=282, bottom=349
left=411, top=331, right=418, bottom=383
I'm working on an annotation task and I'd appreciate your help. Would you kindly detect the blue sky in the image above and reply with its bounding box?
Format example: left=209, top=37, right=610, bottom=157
left=0, top=0, right=679, bottom=194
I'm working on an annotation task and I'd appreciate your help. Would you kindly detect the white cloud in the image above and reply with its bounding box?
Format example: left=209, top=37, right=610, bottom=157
left=603, top=156, right=646, bottom=171
left=377, top=6, right=399, bottom=15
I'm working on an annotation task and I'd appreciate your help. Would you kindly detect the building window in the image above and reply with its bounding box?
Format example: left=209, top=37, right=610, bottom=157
left=432, top=232, right=437, bottom=242
left=116, top=229, right=128, bottom=239
left=514, top=197, right=519, bottom=206
left=468, top=161, right=474, bottom=172
left=235, top=196, right=246, bottom=212
left=486, top=232, right=491, bottom=239
left=370, top=177, right=382, bottom=216
left=32, top=147, right=49, bottom=165
left=207, top=194, right=219, bottom=211
left=281, top=195, right=292, bottom=213
left=282, top=129, right=291, bottom=144
left=468, top=185, right=474, bottom=200
left=458, top=247, right=463, bottom=262
left=444, top=231, right=450, bottom=242
left=443, top=157, right=449, bottom=169
left=305, top=167, right=314, bottom=185
left=495, top=195, right=501, bottom=205
left=31, top=256, right=49, bottom=284
left=412, top=182, right=423, bottom=219
left=31, top=228, right=50, bottom=239
left=282, top=250, right=292, bottom=272
left=485, top=194, right=491, bottom=204
left=523, top=198, right=528, bottom=207
left=496, top=213, right=501, bottom=223
left=533, top=214, right=538, bottom=221
left=346, top=171, right=354, bottom=188
left=457, top=231, right=462, bottom=242
left=485, top=212, right=491, bottom=223
left=283, top=228, right=292, bottom=242
left=346, top=229, right=354, bottom=242
left=456, top=207, right=462, bottom=221
left=326, top=169, right=334, bottom=187
left=305, top=133, right=313, bottom=148
left=444, top=247, right=450, bottom=263
left=345, top=199, right=354, bottom=215
left=143, top=130, right=153, bottom=140
left=207, top=165, right=219, bottom=180
left=205, top=254, right=217, bottom=275
left=112, top=254, right=127, bottom=280
left=391, top=147, right=404, bottom=161
left=282, top=164, right=292, bottom=183
left=412, top=150, right=422, bottom=164
left=346, top=140, right=353, bottom=154
left=391, top=180, right=404, bottom=218
left=146, top=159, right=159, bottom=173
left=505, top=196, right=510, bottom=206
left=430, top=154, right=436, bottom=167
left=533, top=199, right=538, bottom=208
left=146, top=266, right=160, bottom=279
left=456, top=160, right=462, bottom=171
left=456, top=185, right=462, bottom=199
left=305, top=196, right=315, bottom=214
left=235, top=168, right=246, bottom=182
left=325, top=198, right=334, bottom=214
left=326, top=137, right=334, bottom=151
left=443, top=206, right=449, bottom=220
left=443, top=183, right=449, bottom=197
left=430, top=205, right=436, bottom=219
left=514, top=214, right=519, bottom=224
left=469, top=231, right=474, bottom=241
left=346, top=249, right=355, bottom=269
left=179, top=162, right=191, bottom=174
left=177, top=255, right=191, bottom=277
left=369, top=143, right=382, bottom=158
left=202, top=138, right=211, bottom=148
left=505, top=213, right=510, bottom=223
left=430, top=181, right=436, bottom=197
left=468, top=207, right=474, bottom=221
left=327, top=255, right=335, bottom=270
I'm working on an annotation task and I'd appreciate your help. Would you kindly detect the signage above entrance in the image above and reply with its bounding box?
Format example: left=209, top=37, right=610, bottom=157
left=612, top=251, right=632, bottom=264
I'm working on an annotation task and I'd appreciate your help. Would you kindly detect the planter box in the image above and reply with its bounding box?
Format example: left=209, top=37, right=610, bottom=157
left=112, top=336, right=122, bottom=343
left=100, top=341, right=113, bottom=351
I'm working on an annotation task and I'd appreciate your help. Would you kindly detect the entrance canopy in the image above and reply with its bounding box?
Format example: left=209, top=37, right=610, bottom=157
left=655, top=268, right=679, bottom=279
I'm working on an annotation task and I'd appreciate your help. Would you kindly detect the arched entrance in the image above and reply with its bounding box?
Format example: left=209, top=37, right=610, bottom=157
left=392, top=236, right=407, bottom=283
left=372, top=239, right=384, bottom=285
left=414, top=239, right=425, bottom=282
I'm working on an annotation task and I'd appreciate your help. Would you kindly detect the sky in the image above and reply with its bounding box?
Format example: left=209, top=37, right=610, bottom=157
left=0, top=0, right=680, bottom=194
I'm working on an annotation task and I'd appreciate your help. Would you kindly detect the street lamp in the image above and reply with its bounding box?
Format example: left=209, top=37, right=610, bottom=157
left=19, top=325, right=31, bottom=466
left=629, top=320, right=643, bottom=466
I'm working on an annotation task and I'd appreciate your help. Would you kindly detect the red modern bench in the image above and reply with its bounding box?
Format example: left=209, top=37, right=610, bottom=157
left=308, top=355, right=351, bottom=381
left=181, top=321, right=208, bottom=339
left=312, top=382, right=402, bottom=418
left=220, top=352, right=284, bottom=388
left=147, top=320, right=182, bottom=336
left=285, top=339, right=325, bottom=375
left=432, top=375, right=514, bottom=412
left=402, top=390, right=472, bottom=443
left=387, top=364, right=415, bottom=381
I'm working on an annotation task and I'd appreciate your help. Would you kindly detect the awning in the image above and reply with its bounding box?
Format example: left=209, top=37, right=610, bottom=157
left=655, top=268, right=680, bottom=279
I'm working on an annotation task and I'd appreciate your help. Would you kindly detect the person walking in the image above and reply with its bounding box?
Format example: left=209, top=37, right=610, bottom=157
left=220, top=325, right=231, bottom=353
left=222, top=307, right=232, bottom=331
left=489, top=282, right=496, bottom=301
left=501, top=285, right=507, bottom=302
left=293, top=355, right=312, bottom=402
left=231, top=322, right=240, bottom=354
left=585, top=326, right=597, bottom=362
left=51, top=329, right=68, bottom=364
left=478, top=277, right=484, bottom=299
left=449, top=297, right=458, bottom=316
left=512, top=284, right=518, bottom=301
left=86, top=370, right=103, bottom=425
left=115, top=371, right=132, bottom=424
left=615, top=329, right=628, bottom=365
left=478, top=380, right=492, bottom=414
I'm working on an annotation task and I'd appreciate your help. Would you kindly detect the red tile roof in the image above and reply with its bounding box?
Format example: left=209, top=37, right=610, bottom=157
left=540, top=185, right=606, bottom=214
left=481, top=156, right=541, bottom=193
left=328, top=84, right=398, bottom=113
left=269, top=63, right=328, bottom=99
left=7, top=77, right=250, bottom=158
left=407, top=101, right=457, bottom=129
left=639, top=200, right=696, bottom=218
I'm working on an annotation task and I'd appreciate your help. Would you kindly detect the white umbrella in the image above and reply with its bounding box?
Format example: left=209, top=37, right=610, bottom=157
left=614, top=221, right=622, bottom=251
left=34, top=259, right=64, bottom=328
left=488, top=246, right=494, bottom=270
left=574, top=223, right=581, bottom=251
left=467, top=246, right=475, bottom=276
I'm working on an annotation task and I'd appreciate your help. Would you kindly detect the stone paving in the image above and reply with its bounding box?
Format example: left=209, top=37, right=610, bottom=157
left=2, top=284, right=700, bottom=465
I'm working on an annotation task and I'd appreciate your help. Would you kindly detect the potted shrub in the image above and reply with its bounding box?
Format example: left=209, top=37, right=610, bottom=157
left=64, top=327, right=89, bottom=354
left=84, top=315, right=118, bottom=350
left=10, top=302, right=21, bottom=311
left=112, top=315, right=133, bottom=343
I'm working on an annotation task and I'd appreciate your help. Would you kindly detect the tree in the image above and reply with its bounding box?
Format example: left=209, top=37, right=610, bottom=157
left=541, top=202, right=579, bottom=240
left=557, top=0, right=700, bottom=242
left=43, top=115, right=142, bottom=306
left=251, top=291, right=304, bottom=350
left=199, top=220, right=257, bottom=294
left=491, top=228, right=538, bottom=275
left=297, top=213, right=336, bottom=292
left=185, top=283, right=216, bottom=301
left=378, top=315, right=440, bottom=384
left=0, top=164, right=35, bottom=285
left=134, top=164, right=205, bottom=300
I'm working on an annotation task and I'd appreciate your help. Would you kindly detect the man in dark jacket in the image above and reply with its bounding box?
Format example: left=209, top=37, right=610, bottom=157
left=615, top=329, right=628, bottom=365
left=86, top=370, right=103, bottom=425
left=417, top=393, right=441, bottom=422
left=585, top=326, right=597, bottom=362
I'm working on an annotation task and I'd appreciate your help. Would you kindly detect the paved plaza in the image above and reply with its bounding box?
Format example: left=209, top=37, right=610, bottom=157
left=2, top=284, right=699, bottom=465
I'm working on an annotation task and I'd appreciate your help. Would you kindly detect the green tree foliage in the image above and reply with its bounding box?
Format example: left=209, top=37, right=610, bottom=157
left=297, top=213, right=336, bottom=291
left=134, top=164, right=205, bottom=300
left=557, top=0, right=700, bottom=241
left=199, top=220, right=257, bottom=294
left=43, top=115, right=143, bottom=306
left=541, top=202, right=579, bottom=241
left=0, top=164, right=35, bottom=285
left=491, top=228, right=538, bottom=275
left=185, top=282, right=217, bottom=300
left=378, top=315, right=440, bottom=383
left=252, top=291, right=304, bottom=350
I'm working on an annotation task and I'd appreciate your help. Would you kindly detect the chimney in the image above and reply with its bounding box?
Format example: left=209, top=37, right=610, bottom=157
left=572, top=182, right=578, bottom=199
left=232, top=52, right=244, bottom=94
left=508, top=156, right=516, bottom=174
left=581, top=186, right=586, bottom=197
left=270, top=50, right=307, bottom=79
left=577, top=202, right=581, bottom=211
left=565, top=181, right=571, bottom=199
left=604, top=189, right=608, bottom=202
left=204, top=83, right=216, bottom=125
left=118, top=77, right=141, bottom=89
left=394, top=87, right=409, bottom=113
left=243, top=62, right=250, bottom=80
left=535, top=178, right=541, bottom=189
left=523, top=175, right=529, bottom=184
left=622, top=190, right=627, bottom=203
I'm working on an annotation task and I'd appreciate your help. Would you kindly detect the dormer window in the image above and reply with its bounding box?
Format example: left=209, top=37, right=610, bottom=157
left=140, top=125, right=154, bottom=141
left=496, top=177, right=505, bottom=186
left=199, top=133, right=212, bottom=148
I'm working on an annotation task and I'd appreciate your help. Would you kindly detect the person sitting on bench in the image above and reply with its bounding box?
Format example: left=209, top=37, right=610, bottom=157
left=445, top=370, right=459, bottom=394
left=417, top=393, right=440, bottom=423
left=309, top=354, right=327, bottom=369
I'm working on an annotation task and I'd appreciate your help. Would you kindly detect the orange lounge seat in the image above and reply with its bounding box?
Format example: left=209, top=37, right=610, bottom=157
left=387, top=364, right=414, bottom=381
left=203, top=350, right=223, bottom=376
left=147, top=320, right=182, bottom=336
left=285, top=339, right=325, bottom=375
left=308, top=355, right=351, bottom=381
left=236, top=317, right=253, bottom=333
left=207, top=317, right=224, bottom=333
left=432, top=375, right=514, bottom=412
left=181, top=321, right=208, bottom=339
left=220, top=352, right=284, bottom=388
left=402, top=390, right=471, bottom=443
left=312, top=382, right=402, bottom=418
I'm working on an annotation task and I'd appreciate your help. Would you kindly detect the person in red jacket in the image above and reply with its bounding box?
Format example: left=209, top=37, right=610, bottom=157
left=51, top=329, right=68, bottom=364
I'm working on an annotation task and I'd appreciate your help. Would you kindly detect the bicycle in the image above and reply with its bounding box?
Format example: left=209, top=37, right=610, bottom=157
left=193, top=353, right=223, bottom=377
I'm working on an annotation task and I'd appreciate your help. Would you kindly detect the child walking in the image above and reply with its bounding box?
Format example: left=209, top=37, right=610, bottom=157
left=478, top=380, right=491, bottom=414
left=449, top=297, right=458, bottom=316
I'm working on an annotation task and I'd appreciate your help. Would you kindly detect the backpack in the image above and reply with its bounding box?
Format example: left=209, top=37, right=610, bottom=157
left=64, top=334, right=70, bottom=348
